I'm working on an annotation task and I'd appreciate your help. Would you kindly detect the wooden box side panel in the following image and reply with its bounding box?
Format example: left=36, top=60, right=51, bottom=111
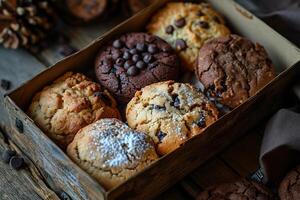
left=4, top=98, right=107, bottom=200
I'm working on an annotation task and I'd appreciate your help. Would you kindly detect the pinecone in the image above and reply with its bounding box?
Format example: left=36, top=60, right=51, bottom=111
left=0, top=0, right=57, bottom=49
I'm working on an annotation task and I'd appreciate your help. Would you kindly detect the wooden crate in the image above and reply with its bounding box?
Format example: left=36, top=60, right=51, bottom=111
left=3, top=0, right=300, bottom=199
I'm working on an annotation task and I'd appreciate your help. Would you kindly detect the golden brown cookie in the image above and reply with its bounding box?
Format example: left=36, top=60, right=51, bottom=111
left=126, top=81, right=219, bottom=155
left=147, top=2, right=230, bottom=71
left=67, top=118, right=158, bottom=190
left=28, top=72, right=120, bottom=148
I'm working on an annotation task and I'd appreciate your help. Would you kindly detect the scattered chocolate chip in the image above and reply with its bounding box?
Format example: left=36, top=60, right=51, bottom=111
left=175, top=39, right=187, bottom=51
left=156, top=131, right=167, bottom=142
left=9, top=156, right=24, bottom=170
left=58, top=44, right=78, bottom=57
left=148, top=44, right=158, bottom=54
left=123, top=51, right=131, bottom=60
left=136, top=42, right=147, bottom=52
left=165, top=25, right=174, bottom=34
left=113, top=39, right=123, bottom=49
left=196, top=113, right=206, bottom=128
left=127, top=66, right=139, bottom=76
left=115, top=58, right=124, bottom=66
left=143, top=54, right=153, bottom=63
left=124, top=60, right=134, bottom=69
left=1, top=149, right=16, bottom=164
left=174, top=17, right=186, bottom=28
left=150, top=104, right=166, bottom=111
left=129, top=48, right=138, bottom=54
left=213, top=16, right=221, bottom=23
left=15, top=118, right=23, bottom=133
left=197, top=21, right=209, bottom=29
left=196, top=10, right=205, bottom=16
left=136, top=61, right=146, bottom=69
left=171, top=94, right=180, bottom=108
left=132, top=54, right=141, bottom=63
left=1, top=79, right=11, bottom=90
left=94, top=91, right=112, bottom=106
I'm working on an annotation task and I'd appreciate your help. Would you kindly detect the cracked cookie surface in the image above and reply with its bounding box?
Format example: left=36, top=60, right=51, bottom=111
left=28, top=72, right=121, bottom=148
left=279, top=165, right=300, bottom=200
left=95, top=32, right=180, bottom=103
left=147, top=2, right=230, bottom=71
left=126, top=81, right=219, bottom=155
left=196, top=34, right=276, bottom=109
left=67, top=118, right=158, bottom=190
left=197, top=179, right=274, bottom=200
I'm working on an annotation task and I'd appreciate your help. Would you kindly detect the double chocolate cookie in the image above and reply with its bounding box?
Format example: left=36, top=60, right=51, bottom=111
left=279, top=164, right=300, bottom=200
left=126, top=81, right=219, bottom=155
left=147, top=2, right=230, bottom=71
left=196, top=34, right=276, bottom=109
left=95, top=32, right=180, bottom=103
left=197, top=179, right=274, bottom=200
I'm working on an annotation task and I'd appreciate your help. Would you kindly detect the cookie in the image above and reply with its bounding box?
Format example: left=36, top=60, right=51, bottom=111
left=196, top=34, right=276, bottom=109
left=67, top=118, right=158, bottom=190
left=126, top=81, right=219, bottom=155
left=279, top=165, right=300, bottom=200
left=197, top=179, right=274, bottom=200
left=28, top=72, right=121, bottom=148
left=95, top=32, right=180, bottom=103
left=147, top=2, right=230, bottom=71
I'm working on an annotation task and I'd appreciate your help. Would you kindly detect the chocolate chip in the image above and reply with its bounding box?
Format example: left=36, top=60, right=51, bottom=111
left=113, top=39, right=123, bottom=49
left=123, top=51, right=131, bottom=60
left=136, top=61, right=146, bottom=69
left=110, top=67, right=117, bottom=74
left=174, top=17, right=186, bottom=28
left=156, top=131, right=167, bottom=142
left=196, top=113, right=206, bottom=128
left=94, top=92, right=112, bottom=106
left=132, top=54, right=141, bottom=63
left=196, top=10, right=205, bottom=16
left=197, top=21, right=209, bottom=29
left=148, top=44, right=158, bottom=54
left=58, top=44, right=78, bottom=57
left=127, top=66, right=139, bottom=76
left=129, top=48, right=138, bottom=54
left=165, top=25, right=174, bottom=34
left=115, top=58, right=124, bottom=66
left=136, top=42, right=147, bottom=52
left=213, top=16, right=221, bottom=23
left=171, top=94, right=180, bottom=108
left=148, top=62, right=158, bottom=69
left=1, top=149, right=16, bottom=163
left=143, top=54, right=153, bottom=63
left=124, top=60, right=134, bottom=69
left=1, top=79, right=11, bottom=90
left=10, top=156, right=24, bottom=170
left=175, top=39, right=187, bottom=51
left=150, top=104, right=166, bottom=111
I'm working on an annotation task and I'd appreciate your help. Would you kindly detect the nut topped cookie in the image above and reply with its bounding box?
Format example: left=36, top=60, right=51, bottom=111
left=147, top=2, right=230, bottom=71
left=67, top=118, right=158, bottom=189
left=126, top=81, right=219, bottom=155
left=95, top=32, right=180, bottom=103
left=196, top=34, right=276, bottom=109
left=279, top=165, right=300, bottom=200
left=28, top=72, right=120, bottom=148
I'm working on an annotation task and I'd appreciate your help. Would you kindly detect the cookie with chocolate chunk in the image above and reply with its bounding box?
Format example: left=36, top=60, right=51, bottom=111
left=147, top=2, right=230, bottom=71
left=196, top=34, right=276, bottom=109
left=95, top=32, right=180, bottom=103
left=279, top=165, right=300, bottom=200
left=197, top=179, right=274, bottom=200
left=126, top=81, right=219, bottom=155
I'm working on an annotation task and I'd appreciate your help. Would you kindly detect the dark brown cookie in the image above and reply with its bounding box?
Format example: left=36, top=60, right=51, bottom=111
left=279, top=165, right=300, bottom=200
left=197, top=179, right=274, bottom=200
left=196, top=34, right=276, bottom=109
left=95, top=32, right=180, bottom=103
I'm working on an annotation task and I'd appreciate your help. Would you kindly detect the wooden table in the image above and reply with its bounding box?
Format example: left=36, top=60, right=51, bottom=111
left=0, top=14, right=263, bottom=200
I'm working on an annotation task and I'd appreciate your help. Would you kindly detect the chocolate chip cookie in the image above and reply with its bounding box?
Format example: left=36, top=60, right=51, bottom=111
left=95, top=32, right=180, bottom=103
left=279, top=165, right=300, bottom=200
left=28, top=72, right=121, bottom=148
left=197, top=179, right=274, bottom=200
left=147, top=2, right=230, bottom=71
left=126, top=81, right=219, bottom=155
left=67, top=118, right=158, bottom=190
left=196, top=34, right=276, bottom=109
